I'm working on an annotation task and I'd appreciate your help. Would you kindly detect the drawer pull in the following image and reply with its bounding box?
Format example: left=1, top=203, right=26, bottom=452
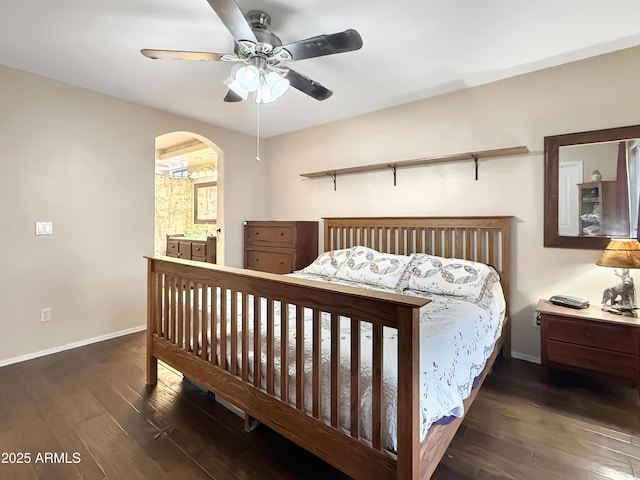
left=279, top=261, right=284, bottom=265
left=279, top=232, right=284, bottom=236
left=585, top=332, right=592, bottom=338
left=255, top=232, right=259, bottom=235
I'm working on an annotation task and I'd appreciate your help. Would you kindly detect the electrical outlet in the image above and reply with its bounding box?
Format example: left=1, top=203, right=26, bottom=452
left=533, top=311, right=541, bottom=328
left=41, top=308, right=52, bottom=323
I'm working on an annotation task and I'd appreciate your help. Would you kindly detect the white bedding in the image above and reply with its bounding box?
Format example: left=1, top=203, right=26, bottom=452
left=182, top=272, right=506, bottom=451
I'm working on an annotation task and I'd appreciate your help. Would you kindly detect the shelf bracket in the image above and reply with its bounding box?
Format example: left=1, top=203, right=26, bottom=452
left=388, top=165, right=397, bottom=186
left=328, top=172, right=337, bottom=191
left=472, top=154, right=479, bottom=181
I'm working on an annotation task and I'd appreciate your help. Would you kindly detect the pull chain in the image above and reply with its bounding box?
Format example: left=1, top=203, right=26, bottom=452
left=256, top=101, right=261, bottom=161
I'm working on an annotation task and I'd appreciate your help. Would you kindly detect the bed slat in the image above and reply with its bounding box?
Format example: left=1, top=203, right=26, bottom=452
left=201, top=284, right=209, bottom=361
left=312, top=309, right=321, bottom=418
left=177, top=279, right=184, bottom=349
left=330, top=312, right=340, bottom=428
left=351, top=318, right=361, bottom=440
left=230, top=290, right=238, bottom=376
left=488, top=231, right=495, bottom=266
left=281, top=303, right=290, bottom=403
left=242, top=292, right=249, bottom=382
left=266, top=298, right=275, bottom=395
left=372, top=323, right=383, bottom=451
left=296, top=306, right=304, bottom=410
left=184, top=280, right=195, bottom=352
left=253, top=295, right=261, bottom=388
left=191, top=282, right=200, bottom=355
left=220, top=288, right=228, bottom=370
left=163, top=274, right=170, bottom=339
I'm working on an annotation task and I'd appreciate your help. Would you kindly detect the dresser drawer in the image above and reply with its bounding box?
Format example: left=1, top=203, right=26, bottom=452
left=191, top=242, right=207, bottom=257
left=245, top=249, right=294, bottom=274
left=167, top=240, right=180, bottom=256
left=179, top=241, right=192, bottom=258
left=545, top=315, right=637, bottom=354
left=245, top=224, right=294, bottom=246
left=547, top=340, right=637, bottom=379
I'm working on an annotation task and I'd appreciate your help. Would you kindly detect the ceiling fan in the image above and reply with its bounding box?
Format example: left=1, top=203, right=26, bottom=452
left=141, top=0, right=363, bottom=104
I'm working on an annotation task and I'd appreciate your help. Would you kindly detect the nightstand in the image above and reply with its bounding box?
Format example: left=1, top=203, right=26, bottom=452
left=537, top=299, right=640, bottom=393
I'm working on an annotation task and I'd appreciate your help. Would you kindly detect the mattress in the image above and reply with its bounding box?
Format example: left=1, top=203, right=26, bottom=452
left=177, top=273, right=506, bottom=451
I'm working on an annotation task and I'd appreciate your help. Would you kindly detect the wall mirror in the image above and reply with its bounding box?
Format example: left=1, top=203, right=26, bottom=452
left=544, top=125, right=640, bottom=249
left=194, top=181, right=217, bottom=224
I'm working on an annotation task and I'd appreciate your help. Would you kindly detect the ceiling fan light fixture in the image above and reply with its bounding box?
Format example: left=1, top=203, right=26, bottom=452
left=257, top=72, right=290, bottom=103
left=258, top=84, right=277, bottom=104
left=235, top=65, right=261, bottom=92
left=266, top=71, right=289, bottom=98
left=225, top=78, right=249, bottom=100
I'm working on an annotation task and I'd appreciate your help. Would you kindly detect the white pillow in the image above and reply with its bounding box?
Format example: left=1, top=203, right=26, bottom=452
left=334, top=246, right=413, bottom=291
left=407, top=253, right=499, bottom=299
left=299, top=247, right=354, bottom=278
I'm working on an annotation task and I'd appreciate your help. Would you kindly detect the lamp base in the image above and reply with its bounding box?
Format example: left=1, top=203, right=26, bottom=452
left=601, top=269, right=636, bottom=317
left=602, top=304, right=638, bottom=318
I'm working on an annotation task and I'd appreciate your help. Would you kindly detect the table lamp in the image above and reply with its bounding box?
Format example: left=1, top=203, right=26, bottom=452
left=596, top=238, right=640, bottom=317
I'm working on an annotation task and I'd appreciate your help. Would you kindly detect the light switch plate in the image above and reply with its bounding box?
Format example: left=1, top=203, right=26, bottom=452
left=35, top=221, right=53, bottom=235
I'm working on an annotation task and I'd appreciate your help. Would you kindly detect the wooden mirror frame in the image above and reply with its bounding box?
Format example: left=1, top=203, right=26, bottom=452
left=193, top=181, right=217, bottom=225
left=544, top=124, right=640, bottom=249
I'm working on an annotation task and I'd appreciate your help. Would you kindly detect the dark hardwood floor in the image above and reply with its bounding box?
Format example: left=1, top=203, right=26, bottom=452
left=1, top=332, right=639, bottom=480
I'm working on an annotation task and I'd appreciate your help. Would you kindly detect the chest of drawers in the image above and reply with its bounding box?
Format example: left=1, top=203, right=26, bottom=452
left=537, top=299, right=640, bottom=393
left=244, top=221, right=318, bottom=274
left=166, top=235, right=217, bottom=263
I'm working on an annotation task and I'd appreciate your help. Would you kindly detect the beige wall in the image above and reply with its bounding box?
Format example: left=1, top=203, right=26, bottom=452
left=264, top=46, right=640, bottom=361
left=0, top=65, right=265, bottom=364
left=560, top=142, right=618, bottom=183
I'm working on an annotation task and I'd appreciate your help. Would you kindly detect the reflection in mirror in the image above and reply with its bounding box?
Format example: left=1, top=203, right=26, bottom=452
left=194, top=181, right=217, bottom=224
left=558, top=140, right=640, bottom=238
left=544, top=125, right=640, bottom=249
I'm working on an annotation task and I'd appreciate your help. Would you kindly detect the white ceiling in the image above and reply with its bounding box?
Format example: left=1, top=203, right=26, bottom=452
left=2, top=1, right=640, bottom=138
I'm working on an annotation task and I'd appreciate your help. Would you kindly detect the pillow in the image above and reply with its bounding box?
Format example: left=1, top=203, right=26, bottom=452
left=334, top=246, right=413, bottom=291
left=299, top=247, right=354, bottom=278
left=406, top=253, right=499, bottom=299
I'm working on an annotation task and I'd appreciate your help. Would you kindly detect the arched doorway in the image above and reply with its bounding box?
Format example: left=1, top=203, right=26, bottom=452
left=154, top=131, right=224, bottom=264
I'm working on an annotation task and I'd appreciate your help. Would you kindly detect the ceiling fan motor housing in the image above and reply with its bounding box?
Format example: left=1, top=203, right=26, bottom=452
left=246, top=10, right=282, bottom=47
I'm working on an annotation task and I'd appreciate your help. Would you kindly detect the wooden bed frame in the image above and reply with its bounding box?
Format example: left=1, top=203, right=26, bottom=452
left=146, top=216, right=512, bottom=479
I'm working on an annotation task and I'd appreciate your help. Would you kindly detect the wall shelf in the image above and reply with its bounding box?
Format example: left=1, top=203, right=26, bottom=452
left=299, top=145, right=529, bottom=190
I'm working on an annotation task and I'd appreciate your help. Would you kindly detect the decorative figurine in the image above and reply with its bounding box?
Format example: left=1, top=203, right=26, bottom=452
left=601, top=269, right=637, bottom=316
left=591, top=169, right=601, bottom=181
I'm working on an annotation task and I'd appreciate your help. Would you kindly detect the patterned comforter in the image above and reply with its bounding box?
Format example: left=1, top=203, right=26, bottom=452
left=197, top=271, right=506, bottom=452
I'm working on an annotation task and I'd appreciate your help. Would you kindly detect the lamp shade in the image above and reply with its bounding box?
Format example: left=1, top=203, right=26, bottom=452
left=235, top=65, right=261, bottom=92
left=596, top=238, right=640, bottom=268
left=224, top=79, right=248, bottom=100
left=266, top=71, right=289, bottom=98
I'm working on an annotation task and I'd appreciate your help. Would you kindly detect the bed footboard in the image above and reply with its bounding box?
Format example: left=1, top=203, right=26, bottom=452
left=146, top=257, right=428, bottom=480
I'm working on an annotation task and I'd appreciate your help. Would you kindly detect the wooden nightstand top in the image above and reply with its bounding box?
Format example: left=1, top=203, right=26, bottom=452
left=537, top=299, right=640, bottom=328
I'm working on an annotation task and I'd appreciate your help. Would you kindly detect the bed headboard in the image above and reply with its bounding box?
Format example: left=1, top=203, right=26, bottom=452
left=323, top=216, right=512, bottom=317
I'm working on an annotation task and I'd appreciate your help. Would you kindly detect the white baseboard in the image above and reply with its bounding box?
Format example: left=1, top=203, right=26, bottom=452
left=511, top=351, right=541, bottom=364
left=0, top=325, right=147, bottom=368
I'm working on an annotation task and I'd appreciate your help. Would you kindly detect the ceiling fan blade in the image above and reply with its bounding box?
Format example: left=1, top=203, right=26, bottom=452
left=286, top=69, right=333, bottom=101
left=141, top=49, right=224, bottom=61
left=280, top=29, right=363, bottom=61
left=223, top=89, right=244, bottom=102
left=205, top=0, right=257, bottom=43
